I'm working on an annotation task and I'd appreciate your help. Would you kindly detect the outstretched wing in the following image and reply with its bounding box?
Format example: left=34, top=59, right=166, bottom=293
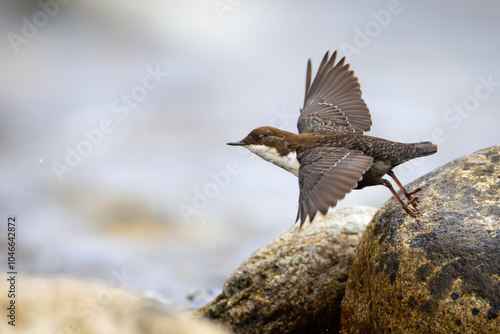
left=298, top=51, right=372, bottom=134
left=296, top=147, right=372, bottom=226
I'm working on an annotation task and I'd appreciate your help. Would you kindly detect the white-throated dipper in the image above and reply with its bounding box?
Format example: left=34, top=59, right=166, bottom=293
left=228, top=51, right=437, bottom=226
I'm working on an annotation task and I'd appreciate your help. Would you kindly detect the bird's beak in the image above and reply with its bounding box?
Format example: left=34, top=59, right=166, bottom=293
left=227, top=141, right=245, bottom=146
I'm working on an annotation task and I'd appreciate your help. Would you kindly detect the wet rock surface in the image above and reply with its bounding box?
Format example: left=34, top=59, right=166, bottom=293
left=197, top=206, right=377, bottom=334
left=341, top=145, right=500, bottom=333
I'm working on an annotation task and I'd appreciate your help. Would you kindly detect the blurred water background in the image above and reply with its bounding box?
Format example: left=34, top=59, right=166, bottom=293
left=0, top=0, right=499, bottom=306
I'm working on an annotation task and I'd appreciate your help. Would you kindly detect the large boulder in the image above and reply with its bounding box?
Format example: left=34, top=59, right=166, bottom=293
left=341, top=145, right=500, bottom=333
left=197, top=206, right=377, bottom=334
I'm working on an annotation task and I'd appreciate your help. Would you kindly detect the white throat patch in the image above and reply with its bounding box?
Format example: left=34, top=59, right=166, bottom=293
left=246, top=144, right=300, bottom=176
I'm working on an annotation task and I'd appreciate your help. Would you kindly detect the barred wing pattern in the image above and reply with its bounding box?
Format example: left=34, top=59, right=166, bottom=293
left=298, top=51, right=372, bottom=134
left=296, top=147, right=373, bottom=226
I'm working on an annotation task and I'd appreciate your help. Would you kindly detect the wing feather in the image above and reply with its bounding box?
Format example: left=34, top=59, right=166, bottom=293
left=298, top=51, right=372, bottom=134
left=296, top=147, right=373, bottom=226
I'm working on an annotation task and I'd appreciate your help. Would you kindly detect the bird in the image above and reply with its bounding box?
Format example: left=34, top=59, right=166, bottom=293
left=227, top=51, right=437, bottom=226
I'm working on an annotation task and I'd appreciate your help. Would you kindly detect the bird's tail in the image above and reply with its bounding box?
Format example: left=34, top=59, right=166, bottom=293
left=414, top=141, right=438, bottom=157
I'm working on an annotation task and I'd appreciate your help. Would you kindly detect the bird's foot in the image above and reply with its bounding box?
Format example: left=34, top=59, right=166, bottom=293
left=404, top=186, right=427, bottom=210
left=407, top=193, right=424, bottom=210
left=406, top=185, right=427, bottom=196
left=402, top=203, right=421, bottom=220
left=383, top=178, right=425, bottom=220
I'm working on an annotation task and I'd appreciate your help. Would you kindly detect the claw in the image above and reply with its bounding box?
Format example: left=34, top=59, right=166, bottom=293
left=402, top=202, right=422, bottom=220
left=402, top=203, right=419, bottom=219
left=407, top=194, right=422, bottom=210
left=404, top=186, right=427, bottom=211
left=407, top=185, right=427, bottom=197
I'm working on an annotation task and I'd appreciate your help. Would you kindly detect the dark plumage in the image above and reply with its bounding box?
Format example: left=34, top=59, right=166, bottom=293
left=228, top=51, right=437, bottom=226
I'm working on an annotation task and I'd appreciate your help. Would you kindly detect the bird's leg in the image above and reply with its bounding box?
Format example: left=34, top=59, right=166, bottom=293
left=382, top=179, right=420, bottom=219
left=386, top=170, right=425, bottom=209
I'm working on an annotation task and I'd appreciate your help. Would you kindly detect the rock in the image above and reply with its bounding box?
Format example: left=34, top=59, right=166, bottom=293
left=0, top=275, right=230, bottom=334
left=341, top=145, right=500, bottom=333
left=197, top=206, right=377, bottom=334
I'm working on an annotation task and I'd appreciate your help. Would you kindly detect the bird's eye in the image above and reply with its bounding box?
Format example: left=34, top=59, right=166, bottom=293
left=256, top=134, right=263, bottom=140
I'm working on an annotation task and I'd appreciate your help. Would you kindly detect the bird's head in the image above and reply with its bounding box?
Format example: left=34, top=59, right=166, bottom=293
left=227, top=126, right=301, bottom=175
left=227, top=126, right=296, bottom=152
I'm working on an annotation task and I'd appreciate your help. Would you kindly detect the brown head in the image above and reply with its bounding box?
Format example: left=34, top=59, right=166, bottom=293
left=227, top=126, right=299, bottom=154
left=227, top=126, right=303, bottom=175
